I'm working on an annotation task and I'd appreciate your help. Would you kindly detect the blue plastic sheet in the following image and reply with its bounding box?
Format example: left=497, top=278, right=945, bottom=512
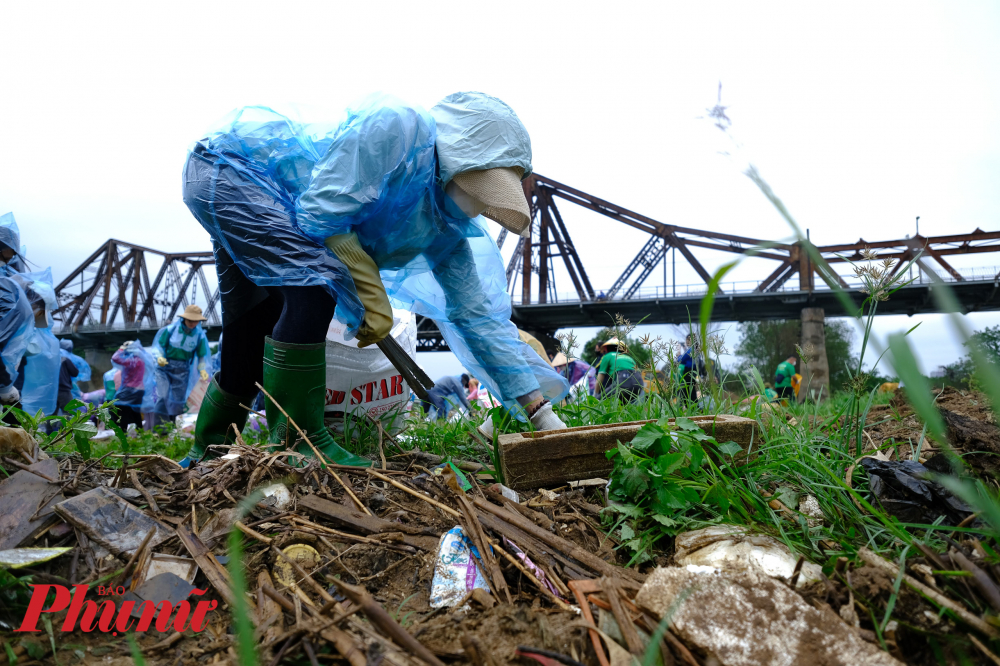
left=111, top=341, right=157, bottom=412
left=0, top=276, right=34, bottom=391
left=17, top=269, right=59, bottom=416
left=185, top=93, right=567, bottom=411
left=151, top=321, right=207, bottom=415
left=0, top=213, right=27, bottom=275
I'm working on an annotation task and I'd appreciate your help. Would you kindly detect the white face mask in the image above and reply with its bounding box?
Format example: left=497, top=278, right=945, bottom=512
left=445, top=180, right=488, bottom=218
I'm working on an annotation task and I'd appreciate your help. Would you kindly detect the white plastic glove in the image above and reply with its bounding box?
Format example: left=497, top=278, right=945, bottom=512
left=0, top=385, right=19, bottom=405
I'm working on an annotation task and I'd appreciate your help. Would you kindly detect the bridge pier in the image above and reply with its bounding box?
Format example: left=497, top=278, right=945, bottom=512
left=799, top=307, right=830, bottom=402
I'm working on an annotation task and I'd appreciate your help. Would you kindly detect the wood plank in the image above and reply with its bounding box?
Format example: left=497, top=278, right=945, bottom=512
left=176, top=523, right=254, bottom=612
left=498, top=415, right=759, bottom=490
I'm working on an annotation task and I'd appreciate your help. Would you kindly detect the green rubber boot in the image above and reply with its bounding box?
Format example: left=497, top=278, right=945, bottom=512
left=180, top=375, right=254, bottom=468
left=263, top=337, right=371, bottom=466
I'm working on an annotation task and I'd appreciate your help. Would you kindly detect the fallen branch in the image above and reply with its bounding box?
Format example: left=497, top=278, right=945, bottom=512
left=473, top=496, right=644, bottom=584
left=129, top=469, right=160, bottom=514
left=326, top=576, right=446, bottom=666
left=492, top=540, right=575, bottom=612
left=367, top=468, right=460, bottom=518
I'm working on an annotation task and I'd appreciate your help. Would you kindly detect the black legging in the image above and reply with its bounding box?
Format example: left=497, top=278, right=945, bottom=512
left=218, top=284, right=337, bottom=398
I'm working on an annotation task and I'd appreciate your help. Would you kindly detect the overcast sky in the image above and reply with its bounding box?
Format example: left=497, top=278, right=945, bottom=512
left=1, top=1, right=997, bottom=379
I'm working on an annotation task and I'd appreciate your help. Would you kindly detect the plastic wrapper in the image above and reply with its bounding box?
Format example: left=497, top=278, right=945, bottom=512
left=111, top=341, right=157, bottom=412
left=186, top=93, right=567, bottom=414
left=151, top=321, right=209, bottom=415
left=429, top=526, right=490, bottom=608
left=0, top=276, right=34, bottom=390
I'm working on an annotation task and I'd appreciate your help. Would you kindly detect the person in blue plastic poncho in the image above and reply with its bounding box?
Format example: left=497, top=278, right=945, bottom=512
left=178, top=92, right=570, bottom=468
left=0, top=213, right=27, bottom=276
left=150, top=305, right=211, bottom=430
left=17, top=271, right=61, bottom=418
left=58, top=339, right=92, bottom=408
left=111, top=339, right=156, bottom=430
left=0, top=275, right=35, bottom=423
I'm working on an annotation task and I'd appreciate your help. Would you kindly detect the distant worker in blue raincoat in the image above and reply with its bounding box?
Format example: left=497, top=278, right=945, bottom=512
left=59, top=339, right=91, bottom=404
left=422, top=374, right=473, bottom=420
left=0, top=275, right=35, bottom=421
left=18, top=270, right=61, bottom=418
left=111, top=340, right=155, bottom=430
left=179, top=92, right=569, bottom=468
left=151, top=305, right=210, bottom=430
left=0, top=213, right=27, bottom=276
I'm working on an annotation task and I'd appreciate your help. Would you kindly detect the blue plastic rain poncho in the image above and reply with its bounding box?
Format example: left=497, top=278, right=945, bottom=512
left=151, top=320, right=209, bottom=415
left=184, top=93, right=567, bottom=410
left=16, top=269, right=60, bottom=416
left=0, top=276, right=34, bottom=392
left=59, top=339, right=91, bottom=400
left=0, top=213, right=28, bottom=275
left=103, top=368, right=118, bottom=402
left=111, top=340, right=157, bottom=412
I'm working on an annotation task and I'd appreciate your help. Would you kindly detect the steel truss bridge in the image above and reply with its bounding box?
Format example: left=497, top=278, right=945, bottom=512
left=52, top=174, right=1000, bottom=351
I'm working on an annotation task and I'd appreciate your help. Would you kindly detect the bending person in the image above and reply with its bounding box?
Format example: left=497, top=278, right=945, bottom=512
left=422, top=374, right=472, bottom=420
left=178, top=92, right=569, bottom=468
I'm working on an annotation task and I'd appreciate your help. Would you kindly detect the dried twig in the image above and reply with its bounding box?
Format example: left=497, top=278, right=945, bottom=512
left=128, top=469, right=160, bottom=514
left=2, top=457, right=57, bottom=482
left=236, top=521, right=273, bottom=545
left=326, top=575, right=446, bottom=666
left=491, top=540, right=575, bottom=612
left=367, top=468, right=460, bottom=518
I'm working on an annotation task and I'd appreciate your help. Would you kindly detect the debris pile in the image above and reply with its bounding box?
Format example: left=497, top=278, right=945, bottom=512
left=3, top=420, right=1000, bottom=665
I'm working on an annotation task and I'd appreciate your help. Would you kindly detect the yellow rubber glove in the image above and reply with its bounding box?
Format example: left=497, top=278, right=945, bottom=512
left=324, top=232, right=393, bottom=348
left=157, top=356, right=168, bottom=367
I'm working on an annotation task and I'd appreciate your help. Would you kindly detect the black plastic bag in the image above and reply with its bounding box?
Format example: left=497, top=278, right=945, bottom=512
left=860, top=457, right=973, bottom=525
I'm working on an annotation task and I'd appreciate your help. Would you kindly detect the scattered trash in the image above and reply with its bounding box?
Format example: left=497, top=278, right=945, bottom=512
left=134, top=553, right=199, bottom=585
left=260, top=482, right=293, bottom=510
left=273, top=542, right=321, bottom=594
left=860, top=457, right=974, bottom=525
left=429, top=526, right=490, bottom=608
left=635, top=566, right=901, bottom=665
left=798, top=494, right=825, bottom=527
left=0, top=546, right=73, bottom=569
left=123, top=572, right=198, bottom=618
left=488, top=482, right=520, bottom=502
left=430, top=462, right=471, bottom=492
left=0, top=426, right=36, bottom=457
left=54, top=486, right=175, bottom=557
left=673, top=525, right=823, bottom=588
